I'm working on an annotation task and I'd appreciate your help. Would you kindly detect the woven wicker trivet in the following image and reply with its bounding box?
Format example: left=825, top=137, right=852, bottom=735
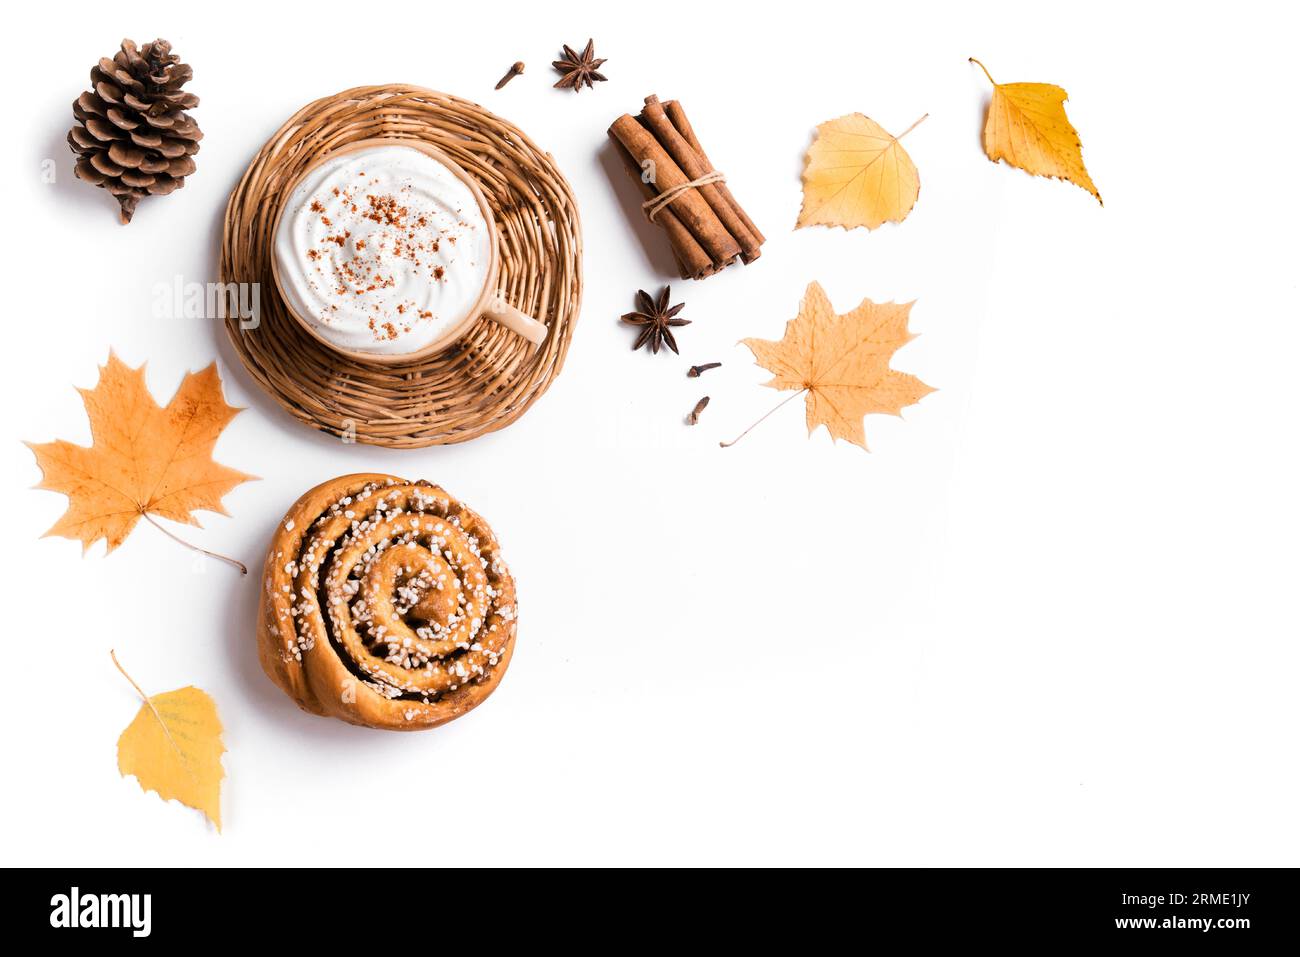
left=219, top=85, right=582, bottom=448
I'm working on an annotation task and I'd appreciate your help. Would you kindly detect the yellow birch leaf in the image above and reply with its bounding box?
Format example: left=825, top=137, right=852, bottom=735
left=971, top=58, right=1101, bottom=204
left=724, top=281, right=934, bottom=451
left=797, top=113, right=927, bottom=230
left=113, top=651, right=225, bottom=831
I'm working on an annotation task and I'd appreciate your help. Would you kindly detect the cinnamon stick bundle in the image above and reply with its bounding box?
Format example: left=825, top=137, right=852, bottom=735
left=608, top=95, right=764, bottom=280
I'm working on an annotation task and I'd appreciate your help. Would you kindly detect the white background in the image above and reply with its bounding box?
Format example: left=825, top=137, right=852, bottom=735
left=4, top=0, right=1298, bottom=866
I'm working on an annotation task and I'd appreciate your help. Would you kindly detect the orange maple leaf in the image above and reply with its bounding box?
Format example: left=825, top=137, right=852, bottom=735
left=724, top=282, right=934, bottom=451
left=26, top=352, right=254, bottom=561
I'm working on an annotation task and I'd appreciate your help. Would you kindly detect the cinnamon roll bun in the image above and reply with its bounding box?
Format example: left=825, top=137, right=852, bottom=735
left=257, top=473, right=517, bottom=730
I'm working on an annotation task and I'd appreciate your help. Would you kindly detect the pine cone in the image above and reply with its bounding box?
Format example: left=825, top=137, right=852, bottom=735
left=67, top=38, right=201, bottom=224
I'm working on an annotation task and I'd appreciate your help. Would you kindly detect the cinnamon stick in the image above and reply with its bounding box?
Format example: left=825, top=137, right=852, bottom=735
left=607, top=95, right=763, bottom=279
left=664, top=99, right=766, bottom=257
left=609, top=132, right=713, bottom=279
left=643, top=96, right=762, bottom=263
left=608, top=113, right=741, bottom=270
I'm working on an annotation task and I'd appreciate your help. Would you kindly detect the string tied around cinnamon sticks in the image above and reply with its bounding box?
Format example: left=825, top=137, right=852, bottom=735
left=643, top=171, right=727, bottom=222
left=610, top=95, right=764, bottom=280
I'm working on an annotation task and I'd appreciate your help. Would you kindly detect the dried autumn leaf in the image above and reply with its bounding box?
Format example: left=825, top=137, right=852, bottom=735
left=113, top=651, right=225, bottom=830
left=724, top=281, right=934, bottom=451
left=797, top=113, right=927, bottom=230
left=26, top=352, right=253, bottom=569
left=971, top=58, right=1101, bottom=204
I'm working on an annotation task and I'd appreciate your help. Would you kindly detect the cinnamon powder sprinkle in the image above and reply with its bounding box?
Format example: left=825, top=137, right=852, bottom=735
left=295, top=166, right=480, bottom=344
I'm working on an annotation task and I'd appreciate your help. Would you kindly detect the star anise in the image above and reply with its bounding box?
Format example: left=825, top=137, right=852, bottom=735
left=552, top=39, right=608, bottom=92
left=621, top=286, right=690, bottom=354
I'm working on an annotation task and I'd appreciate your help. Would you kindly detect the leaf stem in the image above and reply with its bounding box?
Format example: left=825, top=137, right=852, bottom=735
left=969, top=58, right=996, bottom=86
left=143, top=513, right=247, bottom=574
left=719, top=390, right=806, bottom=448
left=896, top=113, right=930, bottom=141
left=111, top=649, right=151, bottom=705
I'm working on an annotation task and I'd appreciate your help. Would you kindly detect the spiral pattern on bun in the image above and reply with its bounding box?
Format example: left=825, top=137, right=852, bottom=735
left=257, top=473, right=517, bottom=730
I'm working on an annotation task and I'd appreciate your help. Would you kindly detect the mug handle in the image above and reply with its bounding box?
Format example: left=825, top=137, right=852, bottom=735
left=483, top=293, right=548, bottom=345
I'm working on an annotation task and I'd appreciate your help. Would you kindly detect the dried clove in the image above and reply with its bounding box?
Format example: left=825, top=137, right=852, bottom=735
left=687, top=362, right=722, bottom=378
left=686, top=396, right=710, bottom=426
left=495, top=61, right=525, bottom=90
